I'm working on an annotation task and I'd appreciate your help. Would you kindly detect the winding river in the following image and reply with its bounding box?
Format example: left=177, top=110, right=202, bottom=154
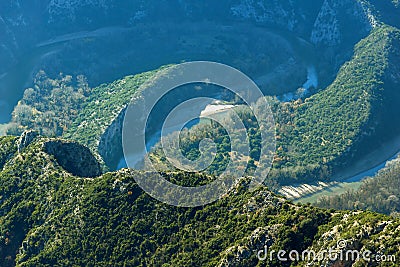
left=0, top=24, right=397, bottom=203
left=288, top=135, right=400, bottom=203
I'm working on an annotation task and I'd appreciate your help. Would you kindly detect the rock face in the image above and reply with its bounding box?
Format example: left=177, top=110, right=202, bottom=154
left=218, top=225, right=281, bottom=267
left=44, top=139, right=101, bottom=177
left=0, top=0, right=386, bottom=104
left=17, top=130, right=39, bottom=152
left=98, top=107, right=126, bottom=170
left=231, top=0, right=375, bottom=47
left=310, top=0, right=375, bottom=46
left=230, top=0, right=312, bottom=31
left=1, top=0, right=396, bottom=171
left=310, top=0, right=341, bottom=46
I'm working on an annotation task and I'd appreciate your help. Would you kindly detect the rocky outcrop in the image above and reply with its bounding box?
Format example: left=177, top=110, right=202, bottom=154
left=44, top=139, right=101, bottom=177
left=0, top=0, right=380, bottom=53
left=231, top=0, right=306, bottom=31
left=0, top=0, right=394, bottom=173
left=47, top=0, right=109, bottom=23
left=218, top=224, right=282, bottom=266
left=98, top=107, right=126, bottom=170
left=17, top=130, right=39, bottom=152
left=0, top=0, right=386, bottom=91
left=310, top=0, right=375, bottom=46
left=231, top=0, right=375, bottom=47
left=310, top=0, right=341, bottom=46
left=307, top=212, right=395, bottom=266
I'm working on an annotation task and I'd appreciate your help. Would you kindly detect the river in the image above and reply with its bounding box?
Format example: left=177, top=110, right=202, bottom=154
left=285, top=135, right=400, bottom=203
left=117, top=99, right=237, bottom=170
left=1, top=23, right=396, bottom=203
left=0, top=22, right=318, bottom=124
left=278, top=65, right=319, bottom=102
left=294, top=152, right=400, bottom=204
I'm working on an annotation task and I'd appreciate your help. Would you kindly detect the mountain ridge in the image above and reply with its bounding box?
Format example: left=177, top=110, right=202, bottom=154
left=0, top=135, right=399, bottom=266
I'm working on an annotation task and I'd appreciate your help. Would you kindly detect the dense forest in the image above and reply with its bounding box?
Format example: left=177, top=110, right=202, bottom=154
left=0, top=32, right=398, bottom=267
left=0, top=1, right=400, bottom=266
left=148, top=25, right=400, bottom=187
left=5, top=71, right=91, bottom=137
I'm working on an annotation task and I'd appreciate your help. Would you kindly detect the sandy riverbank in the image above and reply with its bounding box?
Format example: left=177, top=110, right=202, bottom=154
left=279, top=134, right=400, bottom=201
left=200, top=103, right=235, bottom=117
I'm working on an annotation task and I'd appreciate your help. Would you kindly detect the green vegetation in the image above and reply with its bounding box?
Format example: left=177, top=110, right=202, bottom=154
left=280, top=24, right=400, bottom=182
left=1, top=2, right=400, bottom=267
left=273, top=25, right=398, bottom=177
left=0, top=136, right=399, bottom=266
left=149, top=25, right=400, bottom=187
left=149, top=105, right=268, bottom=177
left=2, top=25, right=398, bottom=197
left=5, top=71, right=91, bottom=137
left=63, top=68, right=166, bottom=153
left=5, top=67, right=168, bottom=169
left=0, top=136, right=17, bottom=169
left=316, top=155, right=400, bottom=217
left=8, top=25, right=400, bottom=187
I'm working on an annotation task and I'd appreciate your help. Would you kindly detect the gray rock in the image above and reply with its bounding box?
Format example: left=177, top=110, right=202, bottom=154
left=17, top=130, right=39, bottom=153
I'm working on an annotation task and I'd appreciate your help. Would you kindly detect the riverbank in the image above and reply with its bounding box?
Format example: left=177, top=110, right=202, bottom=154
left=279, top=134, right=400, bottom=203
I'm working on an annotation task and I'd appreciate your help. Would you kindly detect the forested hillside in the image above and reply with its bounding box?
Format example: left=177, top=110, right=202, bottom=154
left=148, top=25, right=400, bottom=186
left=2, top=1, right=399, bottom=187
left=271, top=25, right=400, bottom=181
left=0, top=135, right=399, bottom=266
left=6, top=24, right=400, bottom=187
left=5, top=71, right=91, bottom=137
left=0, top=1, right=400, bottom=267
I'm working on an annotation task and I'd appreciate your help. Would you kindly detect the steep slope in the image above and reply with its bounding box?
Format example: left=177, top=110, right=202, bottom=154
left=276, top=25, right=400, bottom=174
left=0, top=135, right=399, bottom=266
left=7, top=24, right=400, bottom=183
left=147, top=25, right=400, bottom=185
left=63, top=67, right=165, bottom=168
left=0, top=0, right=373, bottom=41
left=0, top=0, right=376, bottom=78
left=0, top=0, right=377, bottom=112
